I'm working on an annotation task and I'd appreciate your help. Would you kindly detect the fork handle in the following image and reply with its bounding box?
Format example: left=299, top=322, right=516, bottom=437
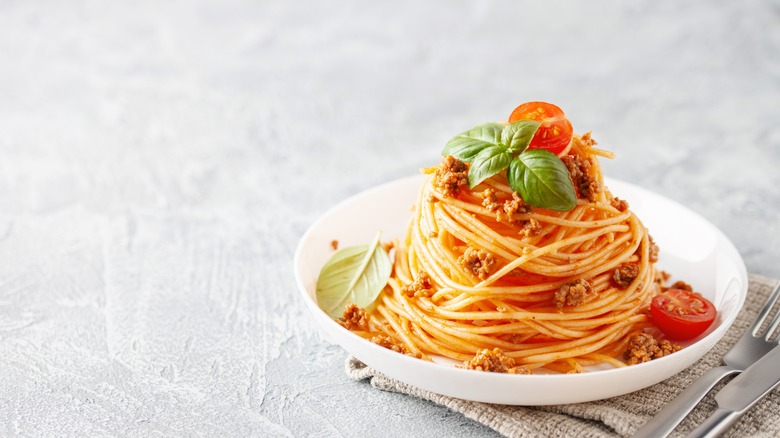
left=632, top=366, right=738, bottom=438
left=685, top=408, right=742, bottom=438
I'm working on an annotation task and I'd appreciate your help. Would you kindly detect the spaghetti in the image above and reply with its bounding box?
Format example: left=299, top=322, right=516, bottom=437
left=332, top=105, right=687, bottom=374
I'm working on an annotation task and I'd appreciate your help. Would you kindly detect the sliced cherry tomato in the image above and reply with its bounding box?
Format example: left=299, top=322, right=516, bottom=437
left=508, top=101, right=573, bottom=155
left=650, top=289, right=716, bottom=340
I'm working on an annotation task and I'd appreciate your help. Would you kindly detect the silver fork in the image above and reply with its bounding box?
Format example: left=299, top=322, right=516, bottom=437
left=633, top=281, right=780, bottom=438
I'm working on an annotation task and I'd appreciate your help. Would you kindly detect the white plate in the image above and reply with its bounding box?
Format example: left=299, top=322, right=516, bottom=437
left=294, top=175, right=747, bottom=405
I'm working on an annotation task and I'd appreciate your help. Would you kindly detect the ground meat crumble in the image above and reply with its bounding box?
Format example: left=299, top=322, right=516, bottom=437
left=578, top=132, right=598, bottom=149
left=504, top=191, right=533, bottom=217
left=654, top=270, right=671, bottom=289
left=458, top=247, right=496, bottom=280
left=482, top=188, right=501, bottom=213
left=612, top=263, right=640, bottom=289
left=562, top=154, right=601, bottom=202
left=434, top=156, right=469, bottom=197
left=402, top=271, right=436, bottom=298
left=370, top=334, right=422, bottom=359
left=481, top=189, right=538, bottom=238
left=340, top=303, right=369, bottom=331
left=482, top=189, right=533, bottom=223
left=330, top=240, right=339, bottom=250
left=519, top=218, right=542, bottom=237
left=554, top=279, right=595, bottom=310
left=610, top=197, right=629, bottom=212
left=462, top=348, right=531, bottom=374
left=624, top=333, right=682, bottom=365
left=648, top=235, right=659, bottom=263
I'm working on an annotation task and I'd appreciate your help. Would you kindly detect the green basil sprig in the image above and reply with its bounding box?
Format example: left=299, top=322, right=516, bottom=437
left=316, top=233, right=391, bottom=318
left=442, top=121, right=577, bottom=212
left=508, top=150, right=577, bottom=212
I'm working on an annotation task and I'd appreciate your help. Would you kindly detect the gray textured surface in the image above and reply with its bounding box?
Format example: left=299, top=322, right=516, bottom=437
left=1, top=0, right=779, bottom=436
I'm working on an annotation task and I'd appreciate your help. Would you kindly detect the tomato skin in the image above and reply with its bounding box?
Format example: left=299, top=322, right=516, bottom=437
left=508, top=102, right=573, bottom=155
left=650, top=289, right=717, bottom=340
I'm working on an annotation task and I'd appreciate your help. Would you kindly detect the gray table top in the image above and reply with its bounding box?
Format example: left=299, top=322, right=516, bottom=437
left=1, top=0, right=779, bottom=436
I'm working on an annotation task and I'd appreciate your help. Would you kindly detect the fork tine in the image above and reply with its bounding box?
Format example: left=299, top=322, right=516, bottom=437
left=765, top=312, right=780, bottom=341
left=752, top=282, right=780, bottom=336
left=764, top=285, right=780, bottom=340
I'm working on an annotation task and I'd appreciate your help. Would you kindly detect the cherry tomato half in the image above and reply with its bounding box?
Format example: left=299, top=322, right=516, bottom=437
left=508, top=101, right=573, bottom=155
left=650, top=289, right=717, bottom=340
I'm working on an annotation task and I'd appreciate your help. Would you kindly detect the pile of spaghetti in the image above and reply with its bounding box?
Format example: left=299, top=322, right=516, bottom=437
left=335, top=102, right=685, bottom=374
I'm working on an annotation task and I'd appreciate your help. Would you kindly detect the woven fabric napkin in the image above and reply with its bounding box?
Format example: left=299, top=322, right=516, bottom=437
left=346, top=274, right=780, bottom=437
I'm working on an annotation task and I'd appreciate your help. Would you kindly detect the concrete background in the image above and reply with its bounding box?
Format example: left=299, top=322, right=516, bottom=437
left=1, top=0, right=779, bottom=436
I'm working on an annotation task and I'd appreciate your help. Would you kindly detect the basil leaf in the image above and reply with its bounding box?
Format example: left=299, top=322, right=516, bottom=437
left=442, top=122, right=504, bottom=162
left=507, top=150, right=577, bottom=212
left=501, top=120, right=541, bottom=156
left=316, top=233, right=391, bottom=318
left=468, top=145, right=511, bottom=189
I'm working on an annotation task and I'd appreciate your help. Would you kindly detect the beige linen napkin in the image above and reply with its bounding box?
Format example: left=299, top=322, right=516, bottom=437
left=346, top=274, right=780, bottom=437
